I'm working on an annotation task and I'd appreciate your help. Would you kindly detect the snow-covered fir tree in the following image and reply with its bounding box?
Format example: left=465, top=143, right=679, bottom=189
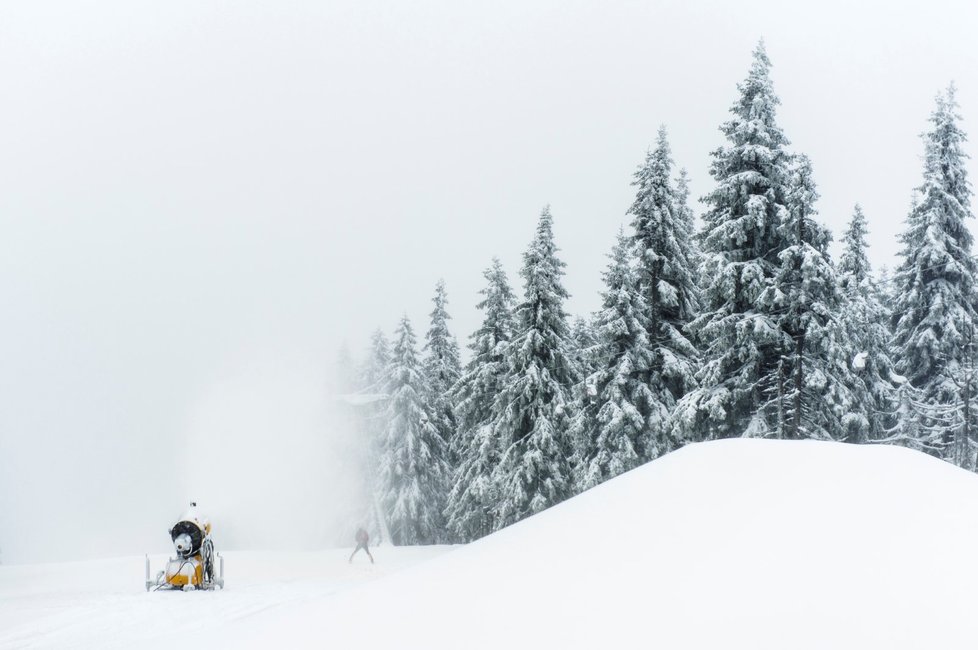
left=876, top=265, right=894, bottom=311
left=570, top=315, right=600, bottom=384
left=571, top=230, right=657, bottom=490
left=359, top=329, right=393, bottom=465
left=357, top=330, right=392, bottom=473
left=885, top=376, right=931, bottom=451
left=766, top=154, right=851, bottom=440
left=423, top=280, right=462, bottom=460
left=673, top=41, right=793, bottom=441
left=675, top=167, right=702, bottom=286
left=452, top=259, right=516, bottom=447
left=948, top=328, right=978, bottom=469
left=628, top=126, right=701, bottom=451
left=838, top=205, right=873, bottom=286
left=891, top=85, right=978, bottom=456
left=836, top=204, right=896, bottom=443
left=355, top=329, right=393, bottom=540
left=446, top=258, right=516, bottom=541
left=360, top=329, right=391, bottom=394
left=489, top=206, right=578, bottom=529
left=567, top=314, right=600, bottom=466
left=378, top=316, right=449, bottom=545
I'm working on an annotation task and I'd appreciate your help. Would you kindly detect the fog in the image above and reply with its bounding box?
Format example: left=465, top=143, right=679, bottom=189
left=1, top=0, right=976, bottom=564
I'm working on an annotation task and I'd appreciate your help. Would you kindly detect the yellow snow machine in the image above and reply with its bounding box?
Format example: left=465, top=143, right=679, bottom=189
left=145, top=503, right=224, bottom=591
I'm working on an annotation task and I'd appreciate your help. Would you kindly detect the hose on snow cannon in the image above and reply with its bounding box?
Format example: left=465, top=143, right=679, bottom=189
left=145, top=502, right=225, bottom=591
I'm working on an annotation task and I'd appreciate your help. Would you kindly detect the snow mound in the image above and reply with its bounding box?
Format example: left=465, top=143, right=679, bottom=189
left=209, top=439, right=978, bottom=650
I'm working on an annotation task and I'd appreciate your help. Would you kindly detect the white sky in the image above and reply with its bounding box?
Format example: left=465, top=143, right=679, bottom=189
left=1, top=0, right=976, bottom=563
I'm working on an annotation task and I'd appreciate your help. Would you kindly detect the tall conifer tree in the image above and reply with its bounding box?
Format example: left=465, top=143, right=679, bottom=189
left=446, top=259, right=516, bottom=541
left=836, top=205, right=896, bottom=443
left=629, top=127, right=701, bottom=450
left=379, top=317, right=449, bottom=544
left=360, top=329, right=391, bottom=393
left=423, top=280, right=462, bottom=458
left=571, top=231, right=657, bottom=490
left=356, top=329, right=394, bottom=540
left=674, top=41, right=793, bottom=441
left=768, top=155, right=851, bottom=439
left=891, top=85, right=978, bottom=454
left=490, top=207, right=578, bottom=528
left=675, top=167, right=702, bottom=288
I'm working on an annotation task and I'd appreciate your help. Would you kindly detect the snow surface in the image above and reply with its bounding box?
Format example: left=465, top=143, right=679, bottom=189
left=0, top=547, right=449, bottom=649
left=200, top=440, right=978, bottom=650
left=5, top=439, right=978, bottom=649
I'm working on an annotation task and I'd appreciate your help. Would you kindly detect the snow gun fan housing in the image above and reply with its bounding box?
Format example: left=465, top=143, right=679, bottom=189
left=146, top=503, right=225, bottom=591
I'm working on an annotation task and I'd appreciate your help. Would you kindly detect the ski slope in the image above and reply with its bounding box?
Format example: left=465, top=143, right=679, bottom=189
left=0, top=547, right=450, bottom=649
left=5, top=439, right=978, bottom=649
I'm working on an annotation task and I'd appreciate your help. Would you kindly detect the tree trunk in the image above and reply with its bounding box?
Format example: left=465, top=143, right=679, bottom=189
left=792, top=333, right=804, bottom=440
left=777, top=358, right=785, bottom=440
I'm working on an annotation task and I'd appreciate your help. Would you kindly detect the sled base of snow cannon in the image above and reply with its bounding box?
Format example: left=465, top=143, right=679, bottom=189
left=146, top=550, right=224, bottom=591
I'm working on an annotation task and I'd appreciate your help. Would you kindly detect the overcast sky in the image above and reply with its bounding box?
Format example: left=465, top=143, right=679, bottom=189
left=1, top=0, right=976, bottom=563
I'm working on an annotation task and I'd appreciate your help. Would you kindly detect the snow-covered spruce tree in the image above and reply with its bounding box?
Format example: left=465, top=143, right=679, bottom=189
left=360, top=329, right=391, bottom=393
left=358, top=329, right=393, bottom=465
left=675, top=167, right=702, bottom=288
left=891, top=85, right=978, bottom=456
left=673, top=41, right=792, bottom=441
left=628, top=127, right=700, bottom=451
left=378, top=316, right=449, bottom=545
left=355, top=329, right=393, bottom=541
left=571, top=230, right=657, bottom=490
left=884, top=376, right=932, bottom=452
left=445, top=258, right=516, bottom=541
left=875, top=265, right=895, bottom=313
left=570, top=315, right=600, bottom=383
left=489, top=206, right=578, bottom=529
left=567, top=314, right=600, bottom=466
left=835, top=204, right=896, bottom=443
left=423, top=280, right=462, bottom=461
left=766, top=155, right=852, bottom=440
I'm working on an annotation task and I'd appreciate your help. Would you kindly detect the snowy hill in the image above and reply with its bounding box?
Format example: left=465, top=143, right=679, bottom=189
left=5, top=439, right=978, bottom=649
left=198, top=440, right=978, bottom=649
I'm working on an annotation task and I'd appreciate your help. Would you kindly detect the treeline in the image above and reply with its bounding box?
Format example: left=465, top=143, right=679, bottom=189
left=342, top=42, right=978, bottom=545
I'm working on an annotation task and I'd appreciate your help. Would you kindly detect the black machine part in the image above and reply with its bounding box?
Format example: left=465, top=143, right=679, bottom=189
left=169, top=520, right=204, bottom=557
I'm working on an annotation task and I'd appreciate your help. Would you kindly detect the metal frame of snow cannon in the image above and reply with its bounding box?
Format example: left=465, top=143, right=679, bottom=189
left=145, top=546, right=224, bottom=592
left=145, top=518, right=225, bottom=592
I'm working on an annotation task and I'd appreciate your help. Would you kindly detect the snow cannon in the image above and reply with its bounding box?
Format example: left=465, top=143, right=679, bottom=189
left=145, top=502, right=224, bottom=591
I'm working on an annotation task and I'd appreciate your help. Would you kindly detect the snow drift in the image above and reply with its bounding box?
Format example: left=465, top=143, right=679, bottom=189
left=203, top=439, right=978, bottom=650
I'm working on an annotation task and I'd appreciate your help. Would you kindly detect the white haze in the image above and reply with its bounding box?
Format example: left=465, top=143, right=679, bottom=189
left=0, top=0, right=976, bottom=563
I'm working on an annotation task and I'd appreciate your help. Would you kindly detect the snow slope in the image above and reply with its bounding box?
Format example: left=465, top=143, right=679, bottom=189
left=198, top=440, right=978, bottom=649
left=0, top=547, right=449, bottom=649
left=5, top=440, right=978, bottom=649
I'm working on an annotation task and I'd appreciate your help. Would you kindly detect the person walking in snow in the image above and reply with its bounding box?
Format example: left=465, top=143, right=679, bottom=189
left=349, top=526, right=374, bottom=564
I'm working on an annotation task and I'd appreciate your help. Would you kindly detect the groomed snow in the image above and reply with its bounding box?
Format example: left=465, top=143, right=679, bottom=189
left=5, top=439, right=978, bottom=649
left=0, top=547, right=450, bottom=649
left=197, top=440, right=978, bottom=649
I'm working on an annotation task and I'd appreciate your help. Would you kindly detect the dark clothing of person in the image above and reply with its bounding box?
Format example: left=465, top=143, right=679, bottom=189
left=350, top=528, right=374, bottom=564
